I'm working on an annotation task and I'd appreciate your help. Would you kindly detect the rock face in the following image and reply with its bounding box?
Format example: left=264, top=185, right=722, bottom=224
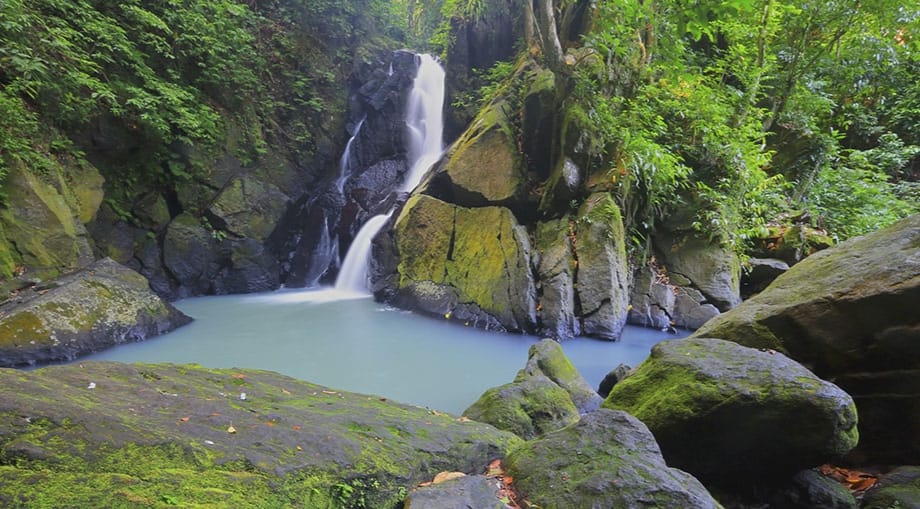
left=0, top=165, right=98, bottom=284
left=574, top=193, right=630, bottom=340
left=693, top=214, right=920, bottom=464
left=462, top=339, right=600, bottom=439
left=274, top=50, right=418, bottom=288
left=0, top=362, right=521, bottom=508
left=372, top=194, right=537, bottom=332
left=604, top=338, right=859, bottom=485
left=504, top=409, right=722, bottom=508
left=0, top=258, right=191, bottom=367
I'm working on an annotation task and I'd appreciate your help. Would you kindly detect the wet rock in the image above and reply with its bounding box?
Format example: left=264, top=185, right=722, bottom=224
left=535, top=218, right=579, bottom=339
left=0, top=258, right=190, bottom=366
left=574, top=193, right=629, bottom=340
left=604, top=337, right=859, bottom=486
left=372, top=195, right=536, bottom=333
left=693, top=214, right=920, bottom=464
left=207, top=176, right=290, bottom=242
left=504, top=409, right=722, bottom=508
left=0, top=362, right=521, bottom=507
left=162, top=213, right=220, bottom=297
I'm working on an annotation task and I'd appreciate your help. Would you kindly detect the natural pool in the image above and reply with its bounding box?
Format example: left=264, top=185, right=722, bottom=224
left=82, top=288, right=685, bottom=414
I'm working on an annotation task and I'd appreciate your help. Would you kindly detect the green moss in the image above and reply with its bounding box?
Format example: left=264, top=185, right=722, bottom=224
left=0, top=311, right=48, bottom=348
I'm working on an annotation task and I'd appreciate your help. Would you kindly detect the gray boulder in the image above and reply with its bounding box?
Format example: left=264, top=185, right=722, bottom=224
left=504, top=409, right=722, bottom=508
left=604, top=338, right=859, bottom=485
left=535, top=218, right=579, bottom=339
left=693, top=213, right=920, bottom=464
left=574, top=193, right=630, bottom=340
left=404, top=475, right=509, bottom=509
left=0, top=258, right=191, bottom=366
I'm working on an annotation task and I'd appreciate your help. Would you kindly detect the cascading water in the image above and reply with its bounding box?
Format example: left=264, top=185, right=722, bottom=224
left=334, top=54, right=445, bottom=293
left=336, top=117, right=365, bottom=191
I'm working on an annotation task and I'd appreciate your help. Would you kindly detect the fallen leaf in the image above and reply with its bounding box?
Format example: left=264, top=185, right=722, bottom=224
left=456, top=416, right=471, bottom=422
left=178, top=416, right=190, bottom=422
left=227, top=423, right=237, bottom=434
left=432, top=472, right=465, bottom=484
left=281, top=388, right=291, bottom=395
left=292, top=425, right=302, bottom=431
left=296, top=445, right=302, bottom=451
left=231, top=373, right=246, bottom=379
left=321, top=390, right=338, bottom=395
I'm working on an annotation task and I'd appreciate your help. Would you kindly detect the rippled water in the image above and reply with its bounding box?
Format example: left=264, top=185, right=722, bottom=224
left=82, top=288, right=685, bottom=414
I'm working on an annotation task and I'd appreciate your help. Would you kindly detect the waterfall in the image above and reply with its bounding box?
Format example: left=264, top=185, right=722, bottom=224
left=336, top=117, right=365, bottom=191
left=333, top=54, right=445, bottom=293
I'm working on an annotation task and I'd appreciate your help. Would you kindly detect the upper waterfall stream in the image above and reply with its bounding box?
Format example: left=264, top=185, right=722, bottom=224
left=334, top=53, right=445, bottom=293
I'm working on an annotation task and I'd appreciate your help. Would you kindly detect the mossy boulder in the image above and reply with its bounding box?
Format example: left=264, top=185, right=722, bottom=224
left=207, top=176, right=290, bottom=242
left=573, top=193, right=629, bottom=340
left=425, top=99, right=529, bottom=211
left=693, top=213, right=920, bottom=464
left=373, top=194, right=536, bottom=333
left=0, top=362, right=521, bottom=508
left=0, top=258, right=191, bottom=367
left=463, top=339, right=600, bottom=439
left=504, top=409, right=722, bottom=508
left=0, top=166, right=95, bottom=282
left=861, top=466, right=920, bottom=509
left=604, top=337, right=859, bottom=486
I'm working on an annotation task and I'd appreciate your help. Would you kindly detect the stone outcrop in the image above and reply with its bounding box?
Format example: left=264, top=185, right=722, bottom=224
left=462, top=339, right=600, bottom=439
left=0, top=362, right=521, bottom=507
left=573, top=193, right=631, bottom=339
left=861, top=466, right=920, bottom=509
left=404, top=474, right=508, bottom=509
left=693, top=214, right=920, bottom=464
left=0, top=258, right=191, bottom=367
left=504, top=409, right=722, bottom=508
left=604, top=337, right=859, bottom=485
left=372, top=194, right=537, bottom=332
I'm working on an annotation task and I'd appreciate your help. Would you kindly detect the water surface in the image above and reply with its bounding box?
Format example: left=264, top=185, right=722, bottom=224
left=83, top=288, right=685, bottom=414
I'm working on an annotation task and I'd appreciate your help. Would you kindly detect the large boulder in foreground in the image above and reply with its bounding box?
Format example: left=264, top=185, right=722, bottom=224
left=0, top=362, right=521, bottom=508
left=504, top=409, right=722, bottom=508
left=0, top=258, right=190, bottom=367
left=693, top=214, right=920, bottom=464
left=372, top=194, right=537, bottom=332
left=463, top=339, right=601, bottom=440
left=604, top=338, right=858, bottom=486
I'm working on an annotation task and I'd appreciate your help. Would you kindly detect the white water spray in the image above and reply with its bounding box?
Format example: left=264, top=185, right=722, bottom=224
left=334, top=54, right=445, bottom=293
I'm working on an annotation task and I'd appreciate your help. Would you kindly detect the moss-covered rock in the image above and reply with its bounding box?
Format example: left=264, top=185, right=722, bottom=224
left=504, top=409, right=723, bottom=508
left=574, top=193, right=629, bottom=340
left=0, top=166, right=95, bottom=282
left=463, top=339, right=600, bottom=439
left=374, top=195, right=536, bottom=333
left=653, top=226, right=741, bottom=314
left=208, top=176, right=290, bottom=242
left=604, top=337, right=859, bottom=486
left=0, top=258, right=190, bottom=367
left=0, top=362, right=521, bottom=508
left=425, top=100, right=529, bottom=211
left=462, top=374, right=579, bottom=440
left=861, top=466, right=920, bottom=509
left=692, top=214, right=920, bottom=464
